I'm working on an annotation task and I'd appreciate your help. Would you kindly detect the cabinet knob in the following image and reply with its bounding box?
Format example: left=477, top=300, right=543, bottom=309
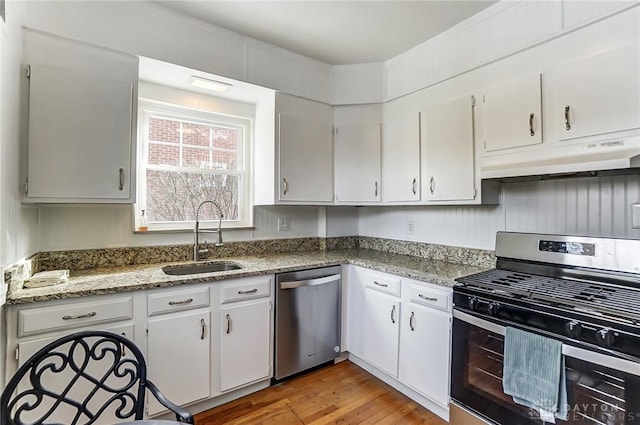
left=409, top=311, right=415, bottom=331
left=412, top=178, right=417, bottom=195
left=429, top=176, right=435, bottom=195
left=564, top=105, right=571, bottom=131
left=390, top=304, right=396, bottom=324
left=282, top=178, right=289, bottom=195
left=225, top=314, right=231, bottom=334
left=374, top=181, right=378, bottom=197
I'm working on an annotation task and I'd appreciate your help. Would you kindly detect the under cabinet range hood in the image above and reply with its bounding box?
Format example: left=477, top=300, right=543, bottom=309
left=480, top=131, right=640, bottom=180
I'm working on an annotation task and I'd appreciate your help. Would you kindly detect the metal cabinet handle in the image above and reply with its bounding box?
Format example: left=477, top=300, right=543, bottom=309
left=374, top=281, right=388, bottom=288
left=238, top=288, right=258, bottom=295
left=412, top=178, right=417, bottom=195
left=226, top=314, right=231, bottom=334
left=409, top=311, right=415, bottom=331
left=374, top=181, right=378, bottom=197
left=168, top=298, right=193, bottom=305
left=283, top=178, right=288, bottom=195
left=391, top=305, right=396, bottom=324
left=564, top=105, right=571, bottom=131
left=429, top=176, right=435, bottom=195
left=418, top=294, right=438, bottom=302
left=121, top=332, right=127, bottom=356
left=200, top=318, right=206, bottom=340
left=529, top=113, right=535, bottom=137
left=118, top=168, right=124, bottom=191
left=63, top=312, right=96, bottom=320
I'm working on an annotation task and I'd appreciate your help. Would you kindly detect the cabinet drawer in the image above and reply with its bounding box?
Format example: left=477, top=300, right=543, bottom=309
left=147, top=286, right=210, bottom=317
left=18, top=296, right=133, bottom=337
left=408, top=284, right=451, bottom=312
left=221, top=277, right=272, bottom=304
left=364, top=272, right=401, bottom=297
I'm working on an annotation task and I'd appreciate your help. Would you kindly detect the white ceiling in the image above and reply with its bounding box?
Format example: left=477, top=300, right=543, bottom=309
left=157, top=1, right=497, bottom=65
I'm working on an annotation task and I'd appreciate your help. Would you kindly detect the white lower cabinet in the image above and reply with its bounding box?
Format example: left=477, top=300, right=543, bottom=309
left=346, top=265, right=452, bottom=418
left=147, top=309, right=211, bottom=415
left=361, top=287, right=401, bottom=378
left=219, top=299, right=272, bottom=391
left=5, top=276, right=275, bottom=423
left=399, top=286, right=452, bottom=407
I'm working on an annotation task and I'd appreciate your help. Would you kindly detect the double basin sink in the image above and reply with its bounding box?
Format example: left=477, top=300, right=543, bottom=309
left=162, top=261, right=243, bottom=276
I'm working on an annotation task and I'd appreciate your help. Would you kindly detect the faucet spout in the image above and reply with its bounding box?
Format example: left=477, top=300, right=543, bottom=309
left=194, top=200, right=224, bottom=261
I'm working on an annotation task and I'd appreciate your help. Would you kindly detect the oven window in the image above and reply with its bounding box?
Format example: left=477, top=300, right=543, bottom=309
left=451, top=316, right=640, bottom=425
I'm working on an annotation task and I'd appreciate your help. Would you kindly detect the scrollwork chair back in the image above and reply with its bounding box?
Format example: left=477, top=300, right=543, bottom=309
left=2, top=330, right=152, bottom=424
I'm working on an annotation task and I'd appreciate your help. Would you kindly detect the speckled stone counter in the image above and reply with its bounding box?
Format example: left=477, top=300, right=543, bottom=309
left=6, top=248, right=489, bottom=305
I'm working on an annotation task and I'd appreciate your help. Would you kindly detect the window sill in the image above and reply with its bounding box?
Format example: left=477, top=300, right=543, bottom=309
left=133, top=226, right=255, bottom=234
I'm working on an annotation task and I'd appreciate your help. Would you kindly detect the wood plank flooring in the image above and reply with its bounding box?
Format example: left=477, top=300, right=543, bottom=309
left=195, top=361, right=448, bottom=425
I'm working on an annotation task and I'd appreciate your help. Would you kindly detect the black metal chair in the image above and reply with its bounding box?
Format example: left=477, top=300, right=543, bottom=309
left=0, top=330, right=194, bottom=424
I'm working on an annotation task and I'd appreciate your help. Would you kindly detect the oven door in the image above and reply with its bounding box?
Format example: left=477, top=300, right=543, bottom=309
left=451, top=309, right=640, bottom=425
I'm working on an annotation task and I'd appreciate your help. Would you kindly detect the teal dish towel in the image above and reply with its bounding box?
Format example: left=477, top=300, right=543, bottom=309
left=503, top=327, right=568, bottom=421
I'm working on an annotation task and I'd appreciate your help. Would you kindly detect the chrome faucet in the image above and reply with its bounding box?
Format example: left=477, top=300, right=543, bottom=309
left=194, top=200, right=224, bottom=261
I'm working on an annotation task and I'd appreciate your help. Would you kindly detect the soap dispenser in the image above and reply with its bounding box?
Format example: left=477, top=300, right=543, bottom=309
left=138, top=209, right=149, bottom=232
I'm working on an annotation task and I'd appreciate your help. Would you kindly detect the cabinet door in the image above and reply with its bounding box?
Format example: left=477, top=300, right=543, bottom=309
left=147, top=311, right=210, bottom=415
left=399, top=304, right=451, bottom=407
left=16, top=325, right=134, bottom=425
left=219, top=300, right=271, bottom=392
left=277, top=96, right=333, bottom=202
left=361, top=288, right=400, bottom=377
left=420, top=96, right=476, bottom=202
left=27, top=64, right=135, bottom=201
left=334, top=123, right=382, bottom=203
left=382, top=99, right=420, bottom=202
left=483, top=74, right=543, bottom=152
left=550, top=43, right=640, bottom=141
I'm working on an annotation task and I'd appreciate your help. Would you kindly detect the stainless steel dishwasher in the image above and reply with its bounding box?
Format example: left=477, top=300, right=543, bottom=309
left=274, top=266, right=342, bottom=380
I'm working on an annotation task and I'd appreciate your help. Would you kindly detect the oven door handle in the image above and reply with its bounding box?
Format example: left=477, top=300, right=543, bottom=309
left=454, top=309, right=640, bottom=377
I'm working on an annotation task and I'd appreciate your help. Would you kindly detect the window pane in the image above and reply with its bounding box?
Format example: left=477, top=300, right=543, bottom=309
left=148, top=143, right=180, bottom=166
left=149, top=117, right=179, bottom=143
left=182, top=122, right=210, bottom=147
left=212, top=127, right=239, bottom=151
left=146, top=170, right=239, bottom=222
left=182, top=146, right=211, bottom=169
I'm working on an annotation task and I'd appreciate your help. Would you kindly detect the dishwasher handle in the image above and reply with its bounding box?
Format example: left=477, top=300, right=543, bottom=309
left=279, top=273, right=341, bottom=290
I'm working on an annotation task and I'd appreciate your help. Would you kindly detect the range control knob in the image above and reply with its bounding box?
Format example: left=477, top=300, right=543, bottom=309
left=468, top=297, right=479, bottom=311
left=488, top=302, right=500, bottom=317
left=596, top=328, right=615, bottom=347
left=565, top=320, right=582, bottom=338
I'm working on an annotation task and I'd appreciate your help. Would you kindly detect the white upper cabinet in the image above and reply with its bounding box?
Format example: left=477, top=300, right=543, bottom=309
left=482, top=74, right=543, bottom=152
left=547, top=43, right=640, bottom=142
left=382, top=97, right=420, bottom=202
left=334, top=105, right=382, bottom=203
left=420, top=96, right=476, bottom=202
left=276, top=93, right=334, bottom=203
left=23, top=30, right=138, bottom=203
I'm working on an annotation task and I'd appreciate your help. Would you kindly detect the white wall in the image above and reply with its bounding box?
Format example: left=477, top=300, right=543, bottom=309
left=358, top=174, right=640, bottom=250
left=37, top=205, right=324, bottom=251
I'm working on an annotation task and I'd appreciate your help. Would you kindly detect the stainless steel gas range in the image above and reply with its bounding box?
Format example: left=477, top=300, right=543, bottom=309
left=451, top=232, right=640, bottom=425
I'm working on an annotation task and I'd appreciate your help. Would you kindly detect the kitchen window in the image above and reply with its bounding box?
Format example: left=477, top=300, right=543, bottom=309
left=137, top=93, right=253, bottom=231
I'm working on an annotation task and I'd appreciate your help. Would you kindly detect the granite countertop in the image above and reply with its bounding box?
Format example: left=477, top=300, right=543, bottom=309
left=7, top=249, right=488, bottom=304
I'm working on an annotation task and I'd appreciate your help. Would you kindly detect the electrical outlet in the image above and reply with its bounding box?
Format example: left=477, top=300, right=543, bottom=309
left=632, top=203, right=640, bottom=229
left=278, top=217, right=291, bottom=231
left=407, top=220, right=415, bottom=235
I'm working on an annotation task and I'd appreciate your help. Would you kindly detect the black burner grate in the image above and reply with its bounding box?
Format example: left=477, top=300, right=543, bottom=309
left=457, top=269, right=640, bottom=322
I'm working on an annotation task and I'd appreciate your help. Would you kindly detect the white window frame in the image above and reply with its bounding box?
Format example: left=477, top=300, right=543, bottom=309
left=136, top=98, right=254, bottom=231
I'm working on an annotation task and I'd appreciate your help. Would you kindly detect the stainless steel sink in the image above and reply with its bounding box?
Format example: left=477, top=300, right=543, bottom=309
left=162, top=261, right=243, bottom=276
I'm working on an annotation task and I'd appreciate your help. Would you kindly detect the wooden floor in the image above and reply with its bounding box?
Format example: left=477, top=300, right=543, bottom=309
left=195, top=360, right=448, bottom=425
